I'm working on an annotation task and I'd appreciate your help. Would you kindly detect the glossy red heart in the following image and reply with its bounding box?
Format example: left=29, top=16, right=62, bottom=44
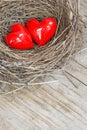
left=27, top=17, right=57, bottom=46
left=5, top=23, right=34, bottom=50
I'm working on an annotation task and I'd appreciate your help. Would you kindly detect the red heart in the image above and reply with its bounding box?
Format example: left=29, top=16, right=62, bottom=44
left=5, top=23, right=34, bottom=50
left=27, top=17, right=57, bottom=46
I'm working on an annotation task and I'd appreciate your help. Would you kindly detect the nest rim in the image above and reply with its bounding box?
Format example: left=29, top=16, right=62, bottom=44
left=0, top=0, right=79, bottom=94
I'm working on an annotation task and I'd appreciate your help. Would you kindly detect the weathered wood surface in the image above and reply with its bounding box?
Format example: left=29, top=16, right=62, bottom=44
left=0, top=0, right=87, bottom=130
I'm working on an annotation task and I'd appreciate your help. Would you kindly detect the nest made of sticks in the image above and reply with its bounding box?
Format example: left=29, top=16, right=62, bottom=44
left=0, top=0, right=80, bottom=94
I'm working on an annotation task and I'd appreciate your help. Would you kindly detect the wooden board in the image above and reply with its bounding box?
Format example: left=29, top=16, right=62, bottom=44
left=0, top=0, right=87, bottom=130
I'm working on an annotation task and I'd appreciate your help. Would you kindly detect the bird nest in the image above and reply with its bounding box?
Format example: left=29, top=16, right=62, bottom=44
left=0, top=0, right=80, bottom=94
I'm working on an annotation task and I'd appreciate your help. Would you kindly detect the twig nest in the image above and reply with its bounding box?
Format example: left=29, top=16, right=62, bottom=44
left=0, top=0, right=79, bottom=94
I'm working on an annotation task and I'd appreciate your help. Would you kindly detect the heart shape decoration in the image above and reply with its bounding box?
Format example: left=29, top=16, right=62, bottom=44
left=27, top=17, right=57, bottom=46
left=5, top=23, right=34, bottom=50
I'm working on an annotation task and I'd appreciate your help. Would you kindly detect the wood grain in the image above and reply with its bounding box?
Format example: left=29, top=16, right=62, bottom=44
left=0, top=0, right=87, bottom=130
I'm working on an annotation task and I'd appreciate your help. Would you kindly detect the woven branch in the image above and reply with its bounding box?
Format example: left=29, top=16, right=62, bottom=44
left=0, top=0, right=80, bottom=94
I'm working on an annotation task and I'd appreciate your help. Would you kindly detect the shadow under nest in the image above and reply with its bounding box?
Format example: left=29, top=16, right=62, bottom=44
left=0, top=0, right=79, bottom=94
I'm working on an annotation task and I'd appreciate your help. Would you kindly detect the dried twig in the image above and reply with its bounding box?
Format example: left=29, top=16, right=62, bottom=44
left=0, top=0, right=80, bottom=94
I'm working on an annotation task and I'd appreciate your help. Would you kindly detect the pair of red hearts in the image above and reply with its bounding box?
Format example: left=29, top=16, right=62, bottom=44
left=5, top=17, right=57, bottom=50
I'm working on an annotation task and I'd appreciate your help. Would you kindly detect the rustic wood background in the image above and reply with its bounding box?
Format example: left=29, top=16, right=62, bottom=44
left=0, top=0, right=87, bottom=130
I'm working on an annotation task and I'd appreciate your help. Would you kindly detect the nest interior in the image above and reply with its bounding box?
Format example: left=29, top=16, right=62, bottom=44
left=0, top=0, right=79, bottom=92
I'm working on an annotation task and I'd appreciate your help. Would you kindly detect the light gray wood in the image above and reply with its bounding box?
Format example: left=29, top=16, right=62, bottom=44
left=0, top=0, right=87, bottom=130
